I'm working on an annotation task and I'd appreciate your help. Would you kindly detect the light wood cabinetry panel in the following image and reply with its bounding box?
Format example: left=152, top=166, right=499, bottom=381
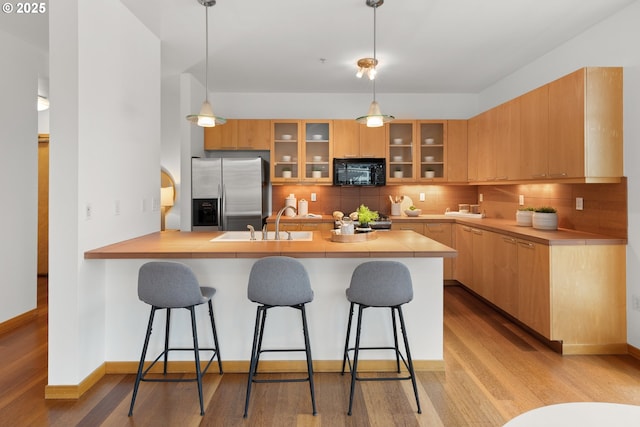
left=332, top=120, right=361, bottom=158
left=359, top=125, right=387, bottom=158
left=332, top=120, right=386, bottom=158
left=490, top=233, right=519, bottom=317
left=447, top=120, right=468, bottom=182
left=394, top=222, right=424, bottom=234
left=466, top=117, right=479, bottom=182
left=453, top=224, right=625, bottom=354
left=333, top=120, right=389, bottom=159
left=476, top=109, right=497, bottom=181
left=549, top=244, right=626, bottom=353
left=548, top=67, right=623, bottom=181
left=454, top=225, right=474, bottom=287
left=496, top=98, right=521, bottom=181
left=204, top=119, right=239, bottom=150
left=205, top=119, right=270, bottom=150
left=519, top=85, right=549, bottom=179
left=237, top=119, right=271, bottom=150
left=424, top=223, right=453, bottom=279
left=517, top=239, right=551, bottom=338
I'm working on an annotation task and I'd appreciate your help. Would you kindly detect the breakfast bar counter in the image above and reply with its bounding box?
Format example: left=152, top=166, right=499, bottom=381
left=85, top=230, right=456, bottom=373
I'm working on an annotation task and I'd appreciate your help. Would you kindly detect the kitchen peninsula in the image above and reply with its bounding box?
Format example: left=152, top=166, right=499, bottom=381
left=84, top=230, right=456, bottom=375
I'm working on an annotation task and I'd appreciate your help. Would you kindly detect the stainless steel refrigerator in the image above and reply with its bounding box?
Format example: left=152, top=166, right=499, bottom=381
left=191, top=157, right=270, bottom=231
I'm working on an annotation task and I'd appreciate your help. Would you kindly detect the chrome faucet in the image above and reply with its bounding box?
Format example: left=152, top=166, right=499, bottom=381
left=247, top=224, right=256, bottom=240
left=275, top=205, right=297, bottom=240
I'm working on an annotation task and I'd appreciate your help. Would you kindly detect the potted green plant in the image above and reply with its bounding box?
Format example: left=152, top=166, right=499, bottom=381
left=425, top=168, right=435, bottom=178
left=393, top=167, right=403, bottom=178
left=532, top=206, right=558, bottom=230
left=282, top=167, right=292, bottom=178
left=516, top=206, right=535, bottom=226
left=356, top=204, right=379, bottom=230
left=311, top=166, right=322, bottom=178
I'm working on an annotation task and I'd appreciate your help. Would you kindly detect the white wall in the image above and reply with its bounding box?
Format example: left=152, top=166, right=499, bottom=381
left=0, top=30, right=45, bottom=324
left=476, top=0, right=640, bottom=348
left=48, top=0, right=161, bottom=385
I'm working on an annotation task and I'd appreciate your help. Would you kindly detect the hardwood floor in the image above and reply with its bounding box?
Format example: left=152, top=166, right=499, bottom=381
left=1, top=279, right=639, bottom=426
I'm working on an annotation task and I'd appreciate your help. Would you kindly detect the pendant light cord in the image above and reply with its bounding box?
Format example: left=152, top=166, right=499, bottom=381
left=372, top=4, right=377, bottom=102
left=204, top=5, right=209, bottom=102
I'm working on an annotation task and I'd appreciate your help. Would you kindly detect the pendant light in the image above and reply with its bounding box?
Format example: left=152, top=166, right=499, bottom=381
left=186, top=0, right=226, bottom=127
left=356, top=0, right=394, bottom=127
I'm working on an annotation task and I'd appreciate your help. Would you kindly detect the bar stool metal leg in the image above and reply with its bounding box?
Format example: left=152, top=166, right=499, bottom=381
left=189, top=306, right=205, bottom=416
left=397, top=306, right=421, bottom=414
left=208, top=300, right=223, bottom=374
left=129, top=306, right=157, bottom=417
left=163, top=308, right=171, bottom=374
left=300, top=304, right=317, bottom=415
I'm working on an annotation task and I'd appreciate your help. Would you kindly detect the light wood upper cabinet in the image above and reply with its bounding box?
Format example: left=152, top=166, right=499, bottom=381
left=475, top=109, right=497, bottom=181
left=466, top=116, right=479, bottom=182
left=237, top=119, right=271, bottom=150
left=204, top=119, right=239, bottom=150
left=205, top=119, right=271, bottom=150
left=495, top=98, right=521, bottom=181
left=519, top=85, right=549, bottom=180
left=548, top=67, right=623, bottom=181
left=387, top=121, right=417, bottom=182
left=332, top=120, right=386, bottom=158
left=417, top=121, right=447, bottom=182
left=271, top=120, right=301, bottom=182
left=301, top=120, right=332, bottom=183
left=447, top=120, right=468, bottom=183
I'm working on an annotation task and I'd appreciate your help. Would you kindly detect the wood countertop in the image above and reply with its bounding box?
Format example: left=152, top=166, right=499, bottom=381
left=84, top=230, right=457, bottom=260
left=267, top=214, right=626, bottom=246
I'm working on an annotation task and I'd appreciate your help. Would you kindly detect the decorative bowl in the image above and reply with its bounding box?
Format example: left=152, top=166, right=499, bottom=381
left=312, top=134, right=323, bottom=140
left=424, top=156, right=435, bottom=162
left=393, top=138, right=403, bottom=144
left=282, top=155, right=291, bottom=162
left=404, top=209, right=422, bottom=217
left=313, top=155, right=322, bottom=161
left=424, top=138, right=435, bottom=144
left=392, top=155, right=403, bottom=162
left=281, top=134, right=292, bottom=140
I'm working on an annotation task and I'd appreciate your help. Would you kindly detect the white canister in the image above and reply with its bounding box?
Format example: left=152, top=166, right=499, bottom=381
left=298, top=199, right=308, bottom=216
left=285, top=194, right=296, bottom=217
left=391, top=202, right=401, bottom=216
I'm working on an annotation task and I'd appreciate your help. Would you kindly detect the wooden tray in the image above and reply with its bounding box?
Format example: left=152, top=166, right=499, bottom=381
left=330, top=230, right=378, bottom=243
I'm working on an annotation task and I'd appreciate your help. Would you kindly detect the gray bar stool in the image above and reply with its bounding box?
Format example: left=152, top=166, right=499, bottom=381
left=341, top=260, right=421, bottom=415
left=243, top=256, right=317, bottom=418
left=128, top=261, right=222, bottom=416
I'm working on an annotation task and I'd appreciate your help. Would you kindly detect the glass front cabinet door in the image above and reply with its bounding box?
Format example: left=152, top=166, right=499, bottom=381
left=272, top=121, right=301, bottom=182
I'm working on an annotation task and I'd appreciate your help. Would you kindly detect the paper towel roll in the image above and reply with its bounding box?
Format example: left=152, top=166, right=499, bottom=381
left=298, top=199, right=308, bottom=216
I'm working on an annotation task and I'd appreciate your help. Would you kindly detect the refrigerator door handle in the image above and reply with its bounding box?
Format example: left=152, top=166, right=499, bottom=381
left=221, top=183, right=226, bottom=231
left=218, top=183, right=224, bottom=231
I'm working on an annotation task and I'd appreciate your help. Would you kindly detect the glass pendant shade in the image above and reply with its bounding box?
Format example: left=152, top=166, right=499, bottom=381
left=186, top=100, right=225, bottom=127
left=356, top=101, right=394, bottom=127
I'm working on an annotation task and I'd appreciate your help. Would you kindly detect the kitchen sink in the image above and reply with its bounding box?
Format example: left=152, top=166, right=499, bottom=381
left=210, top=231, right=314, bottom=242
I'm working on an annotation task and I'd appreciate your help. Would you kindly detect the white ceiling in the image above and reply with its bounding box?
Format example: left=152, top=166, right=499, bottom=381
left=2, top=0, right=636, bottom=94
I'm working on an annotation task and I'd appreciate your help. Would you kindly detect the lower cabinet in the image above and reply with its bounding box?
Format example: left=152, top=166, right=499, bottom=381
left=453, top=224, right=626, bottom=354
left=395, top=222, right=454, bottom=280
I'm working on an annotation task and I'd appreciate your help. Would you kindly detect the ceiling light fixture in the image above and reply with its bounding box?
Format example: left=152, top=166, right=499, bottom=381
left=186, top=0, right=226, bottom=128
left=37, top=95, right=49, bottom=111
left=355, top=57, right=378, bottom=80
left=356, top=0, right=394, bottom=128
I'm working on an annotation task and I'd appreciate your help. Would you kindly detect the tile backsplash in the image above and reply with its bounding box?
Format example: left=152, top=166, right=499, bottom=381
left=272, top=178, right=627, bottom=238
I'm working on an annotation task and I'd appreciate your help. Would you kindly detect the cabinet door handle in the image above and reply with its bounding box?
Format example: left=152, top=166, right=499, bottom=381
left=549, top=172, right=568, bottom=178
left=462, top=226, right=472, bottom=232
left=503, top=237, right=517, bottom=244
left=472, top=229, right=482, bottom=235
left=532, top=173, right=547, bottom=178
left=518, top=241, right=534, bottom=249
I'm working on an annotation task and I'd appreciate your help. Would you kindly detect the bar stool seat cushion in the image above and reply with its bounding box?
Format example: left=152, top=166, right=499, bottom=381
left=248, top=256, right=314, bottom=306
left=138, top=261, right=211, bottom=308
left=346, top=261, right=413, bottom=307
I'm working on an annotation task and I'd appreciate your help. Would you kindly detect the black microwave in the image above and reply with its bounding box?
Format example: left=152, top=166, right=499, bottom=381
left=333, top=158, right=386, bottom=186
